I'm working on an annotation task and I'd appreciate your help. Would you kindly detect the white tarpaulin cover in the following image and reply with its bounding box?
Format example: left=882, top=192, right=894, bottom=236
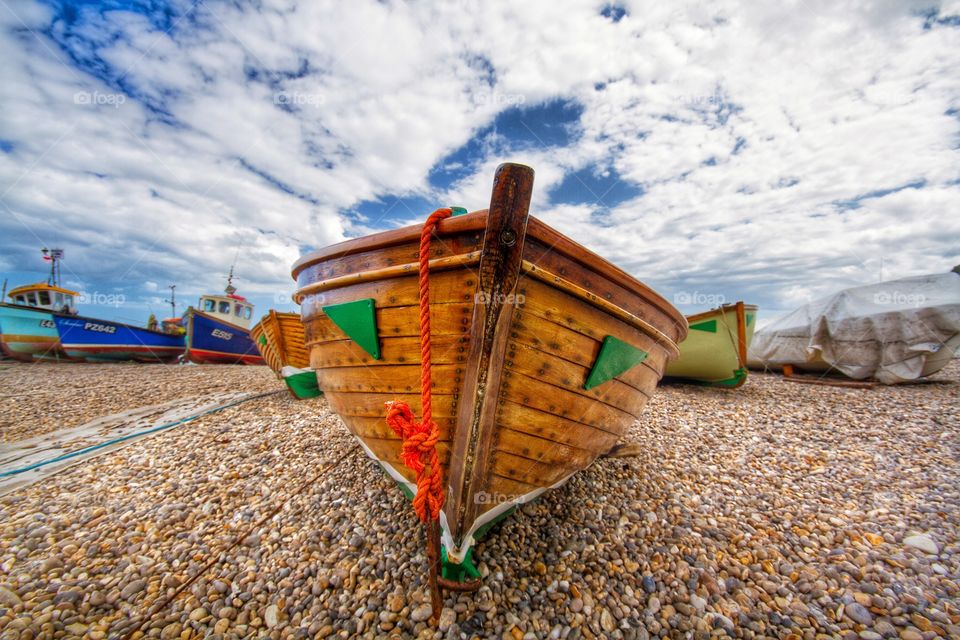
left=749, top=270, right=960, bottom=384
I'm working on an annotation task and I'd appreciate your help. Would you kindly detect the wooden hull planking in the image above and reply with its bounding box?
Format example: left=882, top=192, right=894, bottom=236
left=293, top=164, right=686, bottom=567
left=251, top=310, right=320, bottom=398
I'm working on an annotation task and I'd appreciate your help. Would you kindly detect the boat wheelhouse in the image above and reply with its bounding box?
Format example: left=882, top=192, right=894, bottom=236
left=196, top=292, right=255, bottom=330
left=7, top=283, right=79, bottom=315
left=182, top=271, right=264, bottom=365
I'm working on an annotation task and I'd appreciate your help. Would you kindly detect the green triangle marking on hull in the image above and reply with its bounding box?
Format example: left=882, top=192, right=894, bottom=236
left=746, top=313, right=755, bottom=326
left=322, top=298, right=381, bottom=359
left=689, top=319, right=718, bottom=333
left=584, top=335, right=648, bottom=390
left=283, top=370, right=322, bottom=399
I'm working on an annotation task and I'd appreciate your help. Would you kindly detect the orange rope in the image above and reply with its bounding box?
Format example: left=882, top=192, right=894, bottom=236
left=385, top=207, right=453, bottom=523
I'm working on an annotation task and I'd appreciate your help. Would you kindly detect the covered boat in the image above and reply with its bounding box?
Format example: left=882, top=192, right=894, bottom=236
left=664, top=302, right=757, bottom=387
left=748, top=269, right=960, bottom=383
left=182, top=273, right=264, bottom=365
left=251, top=310, right=320, bottom=398
left=293, top=164, right=686, bottom=587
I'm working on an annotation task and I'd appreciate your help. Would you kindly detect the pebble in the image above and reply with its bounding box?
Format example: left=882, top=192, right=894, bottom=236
left=264, top=604, right=279, bottom=628
left=0, top=362, right=956, bottom=640
left=846, top=602, right=873, bottom=625
left=0, top=586, right=22, bottom=606
left=438, top=608, right=457, bottom=632
left=410, top=603, right=433, bottom=622
left=120, top=579, right=147, bottom=600
left=902, top=533, right=939, bottom=554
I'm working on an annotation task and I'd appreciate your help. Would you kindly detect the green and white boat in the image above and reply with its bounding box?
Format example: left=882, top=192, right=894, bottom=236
left=665, top=302, right=757, bottom=387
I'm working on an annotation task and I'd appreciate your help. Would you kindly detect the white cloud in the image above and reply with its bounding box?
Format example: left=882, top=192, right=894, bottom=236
left=0, top=0, right=957, bottom=324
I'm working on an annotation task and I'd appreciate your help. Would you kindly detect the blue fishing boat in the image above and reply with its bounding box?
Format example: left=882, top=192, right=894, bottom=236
left=54, top=314, right=185, bottom=362
left=182, top=269, right=264, bottom=365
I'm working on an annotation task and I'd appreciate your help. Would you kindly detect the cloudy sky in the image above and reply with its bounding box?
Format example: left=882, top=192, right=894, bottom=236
left=1, top=0, right=958, bottom=326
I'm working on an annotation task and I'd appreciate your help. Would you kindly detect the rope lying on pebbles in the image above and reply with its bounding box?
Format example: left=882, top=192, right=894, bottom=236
left=0, top=363, right=279, bottom=442
left=0, top=390, right=284, bottom=480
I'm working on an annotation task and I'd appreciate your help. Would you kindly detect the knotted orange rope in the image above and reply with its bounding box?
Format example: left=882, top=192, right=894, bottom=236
left=385, top=207, right=453, bottom=523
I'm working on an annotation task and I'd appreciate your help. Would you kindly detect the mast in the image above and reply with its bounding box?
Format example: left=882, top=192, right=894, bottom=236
left=225, top=265, right=237, bottom=296
left=41, top=248, right=64, bottom=287
left=165, top=284, right=177, bottom=318
left=225, top=249, right=239, bottom=296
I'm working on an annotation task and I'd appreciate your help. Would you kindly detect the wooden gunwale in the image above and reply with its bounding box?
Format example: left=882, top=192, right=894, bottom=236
left=298, top=260, right=676, bottom=362
left=523, top=218, right=685, bottom=337
left=292, top=213, right=686, bottom=342
left=292, top=212, right=491, bottom=276
left=685, top=303, right=758, bottom=325
left=294, top=252, right=481, bottom=302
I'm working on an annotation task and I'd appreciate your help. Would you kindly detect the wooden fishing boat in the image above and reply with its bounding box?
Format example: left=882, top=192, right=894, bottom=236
left=182, top=273, right=265, bottom=365
left=664, top=302, right=757, bottom=387
left=293, top=163, right=687, bottom=589
left=251, top=310, right=321, bottom=398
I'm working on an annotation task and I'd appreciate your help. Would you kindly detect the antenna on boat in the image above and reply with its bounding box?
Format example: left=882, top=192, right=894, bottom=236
left=41, top=248, right=64, bottom=287
left=225, top=250, right=239, bottom=296
left=165, top=284, right=177, bottom=318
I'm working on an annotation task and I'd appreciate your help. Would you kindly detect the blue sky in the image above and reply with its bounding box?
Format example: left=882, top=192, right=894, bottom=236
left=1, top=0, right=958, bottom=326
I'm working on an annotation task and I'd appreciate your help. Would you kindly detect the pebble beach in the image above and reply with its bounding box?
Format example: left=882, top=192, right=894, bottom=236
left=0, top=362, right=957, bottom=640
